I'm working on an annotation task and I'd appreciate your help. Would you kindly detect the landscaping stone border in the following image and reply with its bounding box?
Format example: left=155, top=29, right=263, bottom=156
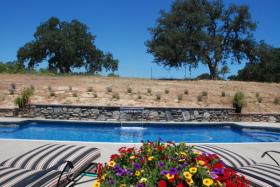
left=0, top=104, right=279, bottom=123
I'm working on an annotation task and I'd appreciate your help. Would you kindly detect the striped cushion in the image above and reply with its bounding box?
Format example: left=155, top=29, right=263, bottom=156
left=237, top=163, right=280, bottom=187
left=193, top=145, right=256, bottom=168
left=0, top=144, right=101, bottom=178
left=0, top=165, right=67, bottom=187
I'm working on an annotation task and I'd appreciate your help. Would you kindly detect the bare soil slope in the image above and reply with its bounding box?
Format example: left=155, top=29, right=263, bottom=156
left=0, top=74, right=279, bottom=113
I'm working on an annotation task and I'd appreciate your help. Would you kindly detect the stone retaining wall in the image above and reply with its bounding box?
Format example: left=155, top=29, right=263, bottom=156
left=0, top=104, right=278, bottom=123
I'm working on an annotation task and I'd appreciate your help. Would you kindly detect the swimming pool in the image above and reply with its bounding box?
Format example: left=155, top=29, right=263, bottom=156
left=0, top=121, right=280, bottom=143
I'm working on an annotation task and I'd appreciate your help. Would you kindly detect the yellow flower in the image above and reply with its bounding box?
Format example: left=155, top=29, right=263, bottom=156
left=140, top=177, right=147, bottom=183
left=92, top=181, right=100, bottom=187
left=179, top=159, right=185, bottom=162
left=193, top=150, right=201, bottom=155
left=101, top=174, right=107, bottom=180
left=108, top=161, right=116, bottom=167
left=119, top=184, right=126, bottom=187
left=130, top=155, right=136, bottom=160
left=141, top=169, right=144, bottom=173
left=183, top=171, right=192, bottom=179
left=148, top=156, right=154, bottom=161
left=198, top=160, right=205, bottom=166
left=180, top=151, right=187, bottom=157
left=135, top=171, right=141, bottom=176
left=165, top=173, right=175, bottom=180
left=186, top=178, right=194, bottom=185
left=189, top=167, right=197, bottom=174
left=203, top=178, right=213, bottom=187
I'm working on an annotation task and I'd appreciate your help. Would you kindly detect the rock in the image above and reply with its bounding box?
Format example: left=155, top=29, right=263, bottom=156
left=193, top=110, right=200, bottom=118
left=203, top=112, right=211, bottom=119
left=73, top=108, right=81, bottom=113
left=268, top=116, right=277, bottom=123
left=182, top=111, right=191, bottom=121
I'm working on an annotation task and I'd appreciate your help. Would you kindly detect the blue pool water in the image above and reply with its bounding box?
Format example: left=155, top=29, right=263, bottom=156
left=0, top=122, right=280, bottom=143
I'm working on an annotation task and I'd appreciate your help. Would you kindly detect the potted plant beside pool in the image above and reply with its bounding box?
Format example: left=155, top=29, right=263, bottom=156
left=93, top=141, right=249, bottom=187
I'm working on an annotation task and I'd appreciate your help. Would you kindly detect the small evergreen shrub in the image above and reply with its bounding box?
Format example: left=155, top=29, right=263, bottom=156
left=197, top=95, right=203, bottom=102
left=93, top=93, right=98, bottom=98
left=112, top=93, right=120, bottom=100
left=14, top=87, right=34, bottom=109
left=177, top=94, right=183, bottom=101
left=9, top=89, right=15, bottom=95
left=202, top=91, right=208, bottom=97
left=164, top=89, right=169, bottom=94
left=10, top=83, right=16, bottom=90
left=256, top=93, right=262, bottom=103
left=221, top=91, right=226, bottom=97
left=72, top=92, right=78, bottom=97
left=184, top=89, right=189, bottom=95
left=87, top=87, right=93, bottom=92
left=127, top=87, right=132, bottom=93
left=106, top=87, right=112, bottom=93
left=233, top=91, right=245, bottom=113
left=147, top=88, right=152, bottom=94
left=156, top=93, right=161, bottom=100
left=50, top=91, right=56, bottom=97
left=274, top=98, right=280, bottom=105
left=137, top=95, right=142, bottom=100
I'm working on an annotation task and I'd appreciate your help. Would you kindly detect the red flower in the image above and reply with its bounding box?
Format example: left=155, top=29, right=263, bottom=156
left=212, top=162, right=223, bottom=169
left=110, top=154, right=120, bottom=161
left=158, top=180, right=167, bottom=187
left=176, top=182, right=185, bottom=187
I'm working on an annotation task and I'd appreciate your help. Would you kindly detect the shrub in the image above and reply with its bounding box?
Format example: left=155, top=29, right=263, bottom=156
left=10, top=83, right=16, bottom=90
left=137, top=95, right=142, bottom=99
left=233, top=91, right=245, bottom=113
left=30, top=85, right=35, bottom=92
left=72, top=92, right=78, bottom=97
left=197, top=95, right=203, bottom=102
left=48, top=85, right=52, bottom=91
left=68, top=86, right=72, bottom=91
left=164, top=89, right=169, bottom=94
left=127, top=87, right=132, bottom=93
left=93, top=93, right=98, bottom=98
left=256, top=93, right=262, bottom=103
left=95, top=141, right=250, bottom=187
left=177, top=94, right=183, bottom=101
left=106, top=87, right=112, bottom=93
left=156, top=93, right=161, bottom=100
left=201, top=91, right=208, bottom=97
left=147, top=88, right=152, bottom=94
left=50, top=91, right=56, bottom=97
left=184, top=89, right=189, bottom=95
left=221, top=91, right=226, bottom=97
left=14, top=87, right=34, bottom=109
left=9, top=89, right=15, bottom=95
left=87, top=87, right=93, bottom=92
left=112, top=93, right=120, bottom=100
left=274, top=98, right=280, bottom=105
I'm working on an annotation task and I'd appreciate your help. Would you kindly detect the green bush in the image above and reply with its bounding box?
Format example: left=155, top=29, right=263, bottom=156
left=10, top=83, right=16, bottom=90
left=14, top=87, right=34, bottom=109
left=106, top=87, right=112, bottom=93
left=164, top=89, right=169, bottom=94
left=274, top=98, right=280, bottom=105
left=177, top=94, right=183, bottom=101
left=202, top=91, right=208, bottom=97
left=233, top=91, right=245, bottom=113
left=197, top=95, right=203, bottom=102
left=127, top=87, right=132, bottom=93
left=256, top=93, right=262, bottom=103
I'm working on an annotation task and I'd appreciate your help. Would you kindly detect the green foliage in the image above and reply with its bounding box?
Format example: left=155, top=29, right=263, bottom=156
left=196, top=73, right=223, bottom=80
left=0, top=61, right=24, bottom=74
left=197, top=95, right=203, bottom=102
left=14, top=87, right=34, bottom=109
left=17, top=17, right=118, bottom=74
left=10, top=83, right=16, bottom=90
left=146, top=0, right=256, bottom=79
left=233, top=91, right=245, bottom=113
left=256, top=93, right=262, bottom=103
left=177, top=94, right=183, bottom=101
left=274, top=98, right=280, bottom=105
left=164, top=89, right=169, bottom=94
left=87, top=87, right=93, bottom=92
left=112, top=93, right=120, bottom=100
left=107, top=73, right=119, bottom=77
left=156, top=93, right=161, bottom=100
left=201, top=91, right=208, bottom=97
left=106, top=87, right=112, bottom=93
left=147, top=88, right=152, bottom=94
left=230, top=43, right=280, bottom=83
left=220, top=65, right=230, bottom=79
left=221, top=91, right=226, bottom=97
left=127, top=87, right=132, bottom=93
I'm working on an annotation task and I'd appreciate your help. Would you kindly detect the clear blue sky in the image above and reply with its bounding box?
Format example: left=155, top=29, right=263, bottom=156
left=0, top=0, right=280, bottom=78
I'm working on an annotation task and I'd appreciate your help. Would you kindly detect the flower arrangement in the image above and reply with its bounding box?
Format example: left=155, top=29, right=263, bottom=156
left=93, top=141, right=250, bottom=187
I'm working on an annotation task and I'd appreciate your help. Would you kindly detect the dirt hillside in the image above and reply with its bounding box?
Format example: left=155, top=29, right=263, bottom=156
left=0, top=74, right=279, bottom=113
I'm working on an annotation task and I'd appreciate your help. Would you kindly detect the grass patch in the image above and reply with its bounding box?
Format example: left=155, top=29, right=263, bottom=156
left=233, top=91, right=245, bottom=113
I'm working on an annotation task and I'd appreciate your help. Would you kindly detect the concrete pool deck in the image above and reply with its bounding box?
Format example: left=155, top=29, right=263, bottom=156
left=0, top=117, right=280, bottom=186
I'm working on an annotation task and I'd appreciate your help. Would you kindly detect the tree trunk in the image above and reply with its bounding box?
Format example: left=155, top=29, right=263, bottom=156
left=208, top=63, right=218, bottom=80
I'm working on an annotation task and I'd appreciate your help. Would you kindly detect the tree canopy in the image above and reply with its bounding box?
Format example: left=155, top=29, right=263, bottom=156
left=146, top=0, right=256, bottom=79
left=229, top=42, right=280, bottom=82
left=17, top=17, right=118, bottom=74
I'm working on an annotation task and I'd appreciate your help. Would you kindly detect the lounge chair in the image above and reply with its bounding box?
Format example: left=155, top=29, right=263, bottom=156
left=193, top=145, right=280, bottom=187
left=0, top=143, right=101, bottom=187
